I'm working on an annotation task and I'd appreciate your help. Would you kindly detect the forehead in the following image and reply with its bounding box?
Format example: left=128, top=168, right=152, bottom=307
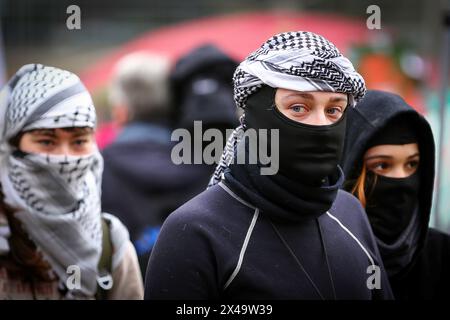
left=365, top=143, right=420, bottom=159
left=275, top=89, right=348, bottom=102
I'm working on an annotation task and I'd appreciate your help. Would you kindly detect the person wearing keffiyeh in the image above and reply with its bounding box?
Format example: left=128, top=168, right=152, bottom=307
left=145, top=31, right=394, bottom=300
left=0, top=64, right=143, bottom=299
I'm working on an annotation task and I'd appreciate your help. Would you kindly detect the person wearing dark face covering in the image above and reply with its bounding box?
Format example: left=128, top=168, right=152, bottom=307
left=144, top=31, right=393, bottom=300
left=341, top=90, right=450, bottom=300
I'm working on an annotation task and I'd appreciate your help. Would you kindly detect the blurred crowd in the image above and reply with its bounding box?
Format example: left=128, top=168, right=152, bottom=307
left=0, top=32, right=449, bottom=300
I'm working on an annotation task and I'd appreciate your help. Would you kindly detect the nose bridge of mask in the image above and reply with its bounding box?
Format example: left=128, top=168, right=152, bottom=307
left=366, top=170, right=420, bottom=242
left=22, top=151, right=95, bottom=186
left=370, top=171, right=420, bottom=203
left=7, top=153, right=80, bottom=213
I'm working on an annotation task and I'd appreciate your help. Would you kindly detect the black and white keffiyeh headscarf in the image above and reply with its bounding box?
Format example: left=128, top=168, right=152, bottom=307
left=0, top=64, right=129, bottom=298
left=208, top=31, right=367, bottom=187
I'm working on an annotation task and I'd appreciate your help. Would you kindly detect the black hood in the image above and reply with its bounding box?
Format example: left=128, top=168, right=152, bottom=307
left=341, top=90, right=435, bottom=273
left=171, top=44, right=239, bottom=130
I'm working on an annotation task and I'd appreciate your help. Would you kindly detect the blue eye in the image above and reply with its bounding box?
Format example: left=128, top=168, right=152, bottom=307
left=326, top=107, right=342, bottom=115
left=291, top=105, right=307, bottom=113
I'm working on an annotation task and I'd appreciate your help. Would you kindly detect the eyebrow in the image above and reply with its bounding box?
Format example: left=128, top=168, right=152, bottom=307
left=364, top=155, right=392, bottom=161
left=282, top=93, right=348, bottom=103
left=283, top=93, right=315, bottom=101
left=28, top=128, right=93, bottom=138
left=329, top=96, right=348, bottom=103
left=365, top=152, right=420, bottom=161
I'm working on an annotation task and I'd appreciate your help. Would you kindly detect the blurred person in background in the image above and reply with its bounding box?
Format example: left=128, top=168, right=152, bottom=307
left=171, top=44, right=239, bottom=137
left=169, top=43, right=239, bottom=192
left=102, top=52, right=180, bottom=274
left=341, top=90, right=450, bottom=299
left=102, top=50, right=236, bottom=274
left=0, top=64, right=143, bottom=299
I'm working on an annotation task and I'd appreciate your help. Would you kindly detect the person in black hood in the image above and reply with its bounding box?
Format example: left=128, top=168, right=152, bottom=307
left=171, top=44, right=239, bottom=134
left=170, top=44, right=239, bottom=171
left=341, top=90, right=450, bottom=299
left=144, top=31, right=393, bottom=300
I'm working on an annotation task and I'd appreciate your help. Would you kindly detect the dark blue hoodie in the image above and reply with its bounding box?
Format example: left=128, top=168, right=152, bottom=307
left=145, top=164, right=393, bottom=299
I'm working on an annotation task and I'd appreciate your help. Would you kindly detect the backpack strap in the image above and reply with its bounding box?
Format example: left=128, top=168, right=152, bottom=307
left=95, top=217, right=113, bottom=300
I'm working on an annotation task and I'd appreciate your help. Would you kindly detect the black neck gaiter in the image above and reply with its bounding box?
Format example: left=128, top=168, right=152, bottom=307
left=224, top=151, right=344, bottom=223
left=223, top=86, right=347, bottom=222
left=244, top=86, right=347, bottom=187
left=365, top=171, right=420, bottom=244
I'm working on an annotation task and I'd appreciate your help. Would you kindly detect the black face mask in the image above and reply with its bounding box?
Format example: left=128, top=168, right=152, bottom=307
left=365, top=171, right=420, bottom=243
left=244, top=86, right=347, bottom=186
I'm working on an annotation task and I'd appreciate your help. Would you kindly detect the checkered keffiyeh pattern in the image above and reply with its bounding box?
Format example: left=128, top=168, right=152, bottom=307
left=0, top=64, right=128, bottom=298
left=208, top=31, right=366, bottom=187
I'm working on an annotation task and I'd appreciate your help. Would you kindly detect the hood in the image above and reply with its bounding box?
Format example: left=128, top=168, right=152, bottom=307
left=341, top=90, right=435, bottom=273
left=171, top=44, right=239, bottom=130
